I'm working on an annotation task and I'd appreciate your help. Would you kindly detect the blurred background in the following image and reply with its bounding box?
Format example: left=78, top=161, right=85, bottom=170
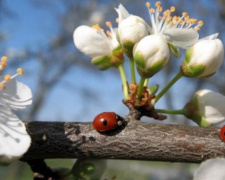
left=0, top=0, right=224, bottom=179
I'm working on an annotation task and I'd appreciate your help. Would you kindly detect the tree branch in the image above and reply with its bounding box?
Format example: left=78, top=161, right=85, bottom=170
left=21, top=120, right=225, bottom=163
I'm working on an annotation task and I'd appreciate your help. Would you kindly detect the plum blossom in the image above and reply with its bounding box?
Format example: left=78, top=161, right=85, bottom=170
left=0, top=56, right=32, bottom=165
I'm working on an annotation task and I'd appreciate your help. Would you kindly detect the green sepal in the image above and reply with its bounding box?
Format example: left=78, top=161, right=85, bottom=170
left=184, top=47, right=193, bottom=64
left=181, top=63, right=205, bottom=77
left=183, top=97, right=210, bottom=127
left=135, top=51, right=167, bottom=78
left=148, top=84, right=159, bottom=95
left=111, top=46, right=124, bottom=67
left=168, top=43, right=181, bottom=57
left=122, top=40, right=135, bottom=58
left=91, top=56, right=112, bottom=71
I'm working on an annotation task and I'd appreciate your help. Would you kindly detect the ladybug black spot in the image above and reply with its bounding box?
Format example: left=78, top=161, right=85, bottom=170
left=102, top=119, right=107, bottom=126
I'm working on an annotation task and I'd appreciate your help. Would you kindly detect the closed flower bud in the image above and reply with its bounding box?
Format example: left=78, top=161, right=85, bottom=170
left=184, top=89, right=225, bottom=126
left=116, top=4, right=149, bottom=57
left=133, top=35, right=169, bottom=78
left=181, top=35, right=224, bottom=78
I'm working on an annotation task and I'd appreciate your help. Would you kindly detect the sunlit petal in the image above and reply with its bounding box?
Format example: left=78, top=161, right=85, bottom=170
left=74, top=25, right=111, bottom=58
left=0, top=78, right=32, bottom=110
left=163, top=28, right=199, bottom=48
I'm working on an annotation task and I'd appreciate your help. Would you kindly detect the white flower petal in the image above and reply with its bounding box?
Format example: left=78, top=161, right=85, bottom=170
left=193, top=158, right=225, bottom=180
left=115, top=4, right=130, bottom=21
left=0, top=78, right=32, bottom=110
left=0, top=106, right=31, bottom=165
left=163, top=28, right=199, bottom=48
left=199, top=33, right=219, bottom=41
left=197, top=90, right=225, bottom=124
left=118, top=15, right=149, bottom=45
left=73, top=25, right=111, bottom=58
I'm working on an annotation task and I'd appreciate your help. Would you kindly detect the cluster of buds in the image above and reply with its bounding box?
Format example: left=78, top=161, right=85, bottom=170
left=73, top=1, right=224, bottom=126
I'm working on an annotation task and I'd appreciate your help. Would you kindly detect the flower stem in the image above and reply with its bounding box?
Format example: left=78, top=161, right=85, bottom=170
left=129, top=58, right=136, bottom=83
left=154, top=71, right=183, bottom=103
left=144, top=78, right=149, bottom=87
left=155, top=108, right=186, bottom=115
left=118, top=64, right=129, bottom=100
left=137, top=77, right=146, bottom=100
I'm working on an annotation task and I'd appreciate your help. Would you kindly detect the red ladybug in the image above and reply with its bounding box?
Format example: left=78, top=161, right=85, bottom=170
left=220, top=125, right=225, bottom=142
left=92, top=112, right=123, bottom=132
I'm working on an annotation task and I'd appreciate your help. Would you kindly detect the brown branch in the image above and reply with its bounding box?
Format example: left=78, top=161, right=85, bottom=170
left=21, top=120, right=225, bottom=163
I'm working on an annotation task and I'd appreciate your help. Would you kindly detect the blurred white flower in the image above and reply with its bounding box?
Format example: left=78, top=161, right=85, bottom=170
left=0, top=56, right=32, bottom=165
left=184, top=89, right=225, bottom=126
left=193, top=158, right=225, bottom=180
left=181, top=33, right=224, bottom=78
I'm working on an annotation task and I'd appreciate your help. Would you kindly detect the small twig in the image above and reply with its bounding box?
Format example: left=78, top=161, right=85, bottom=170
left=26, top=159, right=57, bottom=180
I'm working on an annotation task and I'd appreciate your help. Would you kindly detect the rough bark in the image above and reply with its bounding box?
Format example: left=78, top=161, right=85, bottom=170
left=21, top=120, right=225, bottom=163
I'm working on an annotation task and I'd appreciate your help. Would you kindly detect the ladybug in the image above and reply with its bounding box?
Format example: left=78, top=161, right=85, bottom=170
left=219, top=125, right=225, bottom=142
left=92, top=112, right=124, bottom=132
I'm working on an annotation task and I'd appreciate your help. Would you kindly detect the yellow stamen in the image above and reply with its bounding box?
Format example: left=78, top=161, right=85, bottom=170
left=91, top=24, right=104, bottom=32
left=146, top=2, right=151, bottom=8
left=0, top=83, right=5, bottom=90
left=17, top=68, right=24, bottom=75
left=115, top=18, right=119, bottom=23
left=106, top=31, right=112, bottom=39
left=155, top=1, right=161, bottom=7
left=0, top=61, right=7, bottom=68
left=198, top=20, right=204, bottom=27
left=150, top=8, right=155, bottom=13
left=4, top=75, right=11, bottom=82
left=157, top=6, right=162, bottom=13
left=105, top=21, right=112, bottom=28
left=170, top=6, right=175, bottom=12
left=1, top=56, right=8, bottom=62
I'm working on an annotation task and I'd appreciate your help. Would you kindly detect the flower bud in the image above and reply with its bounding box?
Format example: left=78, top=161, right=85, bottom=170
left=133, top=35, right=169, bottom=78
left=181, top=37, right=224, bottom=78
left=117, top=15, right=149, bottom=57
left=184, top=89, right=225, bottom=126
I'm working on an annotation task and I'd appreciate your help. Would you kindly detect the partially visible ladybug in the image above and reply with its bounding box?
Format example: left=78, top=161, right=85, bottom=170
left=92, top=112, right=125, bottom=132
left=219, top=125, right=225, bottom=142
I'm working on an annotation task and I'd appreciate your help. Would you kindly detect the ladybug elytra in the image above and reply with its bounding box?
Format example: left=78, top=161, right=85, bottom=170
left=219, top=125, right=225, bottom=142
left=92, top=112, right=123, bottom=132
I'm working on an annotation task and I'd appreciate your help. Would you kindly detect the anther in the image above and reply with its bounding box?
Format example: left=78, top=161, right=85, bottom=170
left=170, top=6, right=176, bottom=12
left=91, top=24, right=103, bottom=32
left=1, top=56, right=8, bottom=62
left=198, top=21, right=204, bottom=27
left=150, top=8, right=155, bottom=13
left=0, top=83, right=5, bottom=90
left=155, top=1, right=161, bottom=7
left=146, top=2, right=151, bottom=8
left=4, top=75, right=11, bottom=82
left=0, top=61, right=7, bottom=68
left=106, top=21, right=112, bottom=28
left=17, top=68, right=24, bottom=75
